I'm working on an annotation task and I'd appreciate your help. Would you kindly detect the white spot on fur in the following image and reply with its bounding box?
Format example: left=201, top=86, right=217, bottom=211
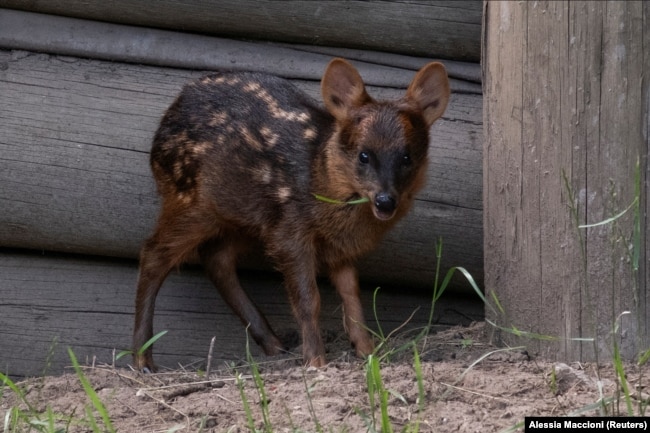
left=303, top=127, right=317, bottom=140
left=208, top=112, right=229, bottom=127
left=192, top=141, right=212, bottom=154
left=242, top=81, right=311, bottom=123
left=277, top=186, right=292, bottom=203
left=260, top=126, right=280, bottom=147
left=240, top=126, right=262, bottom=150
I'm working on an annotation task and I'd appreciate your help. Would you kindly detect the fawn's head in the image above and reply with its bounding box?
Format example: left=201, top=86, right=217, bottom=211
left=320, top=59, right=450, bottom=221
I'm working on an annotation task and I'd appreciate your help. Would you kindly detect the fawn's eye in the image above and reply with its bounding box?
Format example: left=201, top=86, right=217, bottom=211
left=358, top=151, right=370, bottom=164
left=402, top=153, right=411, bottom=166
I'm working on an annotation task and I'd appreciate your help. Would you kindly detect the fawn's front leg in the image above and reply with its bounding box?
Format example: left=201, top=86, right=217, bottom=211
left=329, top=264, right=374, bottom=357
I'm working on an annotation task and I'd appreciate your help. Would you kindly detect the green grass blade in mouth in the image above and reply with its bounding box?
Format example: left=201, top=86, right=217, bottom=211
left=312, top=193, right=369, bottom=205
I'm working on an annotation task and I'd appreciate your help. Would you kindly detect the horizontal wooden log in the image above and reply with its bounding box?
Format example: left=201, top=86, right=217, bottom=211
left=0, top=48, right=483, bottom=291
left=0, top=250, right=484, bottom=378
left=0, top=0, right=482, bottom=62
left=280, top=43, right=482, bottom=86
left=0, top=9, right=481, bottom=94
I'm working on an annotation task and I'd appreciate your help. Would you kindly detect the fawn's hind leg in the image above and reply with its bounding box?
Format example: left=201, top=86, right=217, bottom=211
left=198, top=237, right=285, bottom=356
left=133, top=236, right=174, bottom=372
left=133, top=203, right=218, bottom=372
left=271, top=245, right=325, bottom=367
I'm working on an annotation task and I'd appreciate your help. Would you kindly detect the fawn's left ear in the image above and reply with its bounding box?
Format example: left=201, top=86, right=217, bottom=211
left=406, top=62, right=450, bottom=127
left=321, top=58, right=372, bottom=121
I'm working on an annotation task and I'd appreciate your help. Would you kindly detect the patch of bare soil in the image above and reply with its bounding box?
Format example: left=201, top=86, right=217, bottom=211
left=3, top=322, right=649, bottom=433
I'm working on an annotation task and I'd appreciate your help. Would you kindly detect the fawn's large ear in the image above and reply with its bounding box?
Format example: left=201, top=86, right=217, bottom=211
left=406, top=62, right=450, bottom=127
left=321, top=58, right=371, bottom=120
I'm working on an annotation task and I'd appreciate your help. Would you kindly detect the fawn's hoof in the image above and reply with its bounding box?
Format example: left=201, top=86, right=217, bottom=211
left=133, top=354, right=157, bottom=373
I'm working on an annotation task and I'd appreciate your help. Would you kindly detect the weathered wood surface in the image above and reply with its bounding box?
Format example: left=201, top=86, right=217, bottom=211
left=0, top=9, right=481, bottom=94
left=0, top=47, right=483, bottom=290
left=483, top=1, right=649, bottom=361
left=0, top=249, right=484, bottom=378
left=0, top=0, right=483, bottom=62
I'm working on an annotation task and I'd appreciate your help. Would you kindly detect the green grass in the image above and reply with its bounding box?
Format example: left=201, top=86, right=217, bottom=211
left=1, top=351, right=108, bottom=433
left=241, top=330, right=273, bottom=433
left=1, top=331, right=175, bottom=433
left=114, top=329, right=169, bottom=362
left=68, top=349, right=115, bottom=433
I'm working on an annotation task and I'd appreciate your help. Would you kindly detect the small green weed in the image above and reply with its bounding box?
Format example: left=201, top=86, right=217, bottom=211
left=2, top=370, right=76, bottom=433
left=1, top=348, right=117, bottom=433
left=233, top=328, right=277, bottom=433
left=68, top=349, right=115, bottom=433
left=370, top=237, right=485, bottom=363
left=235, top=371, right=257, bottom=432
left=364, top=354, right=392, bottom=433
left=114, top=330, right=169, bottom=363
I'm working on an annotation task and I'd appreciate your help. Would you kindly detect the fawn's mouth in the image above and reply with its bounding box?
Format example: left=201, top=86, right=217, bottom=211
left=372, top=207, right=396, bottom=221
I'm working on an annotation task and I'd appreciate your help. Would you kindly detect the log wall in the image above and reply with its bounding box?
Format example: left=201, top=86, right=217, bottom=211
left=0, top=10, right=484, bottom=290
left=0, top=1, right=482, bottom=62
left=0, top=249, right=483, bottom=378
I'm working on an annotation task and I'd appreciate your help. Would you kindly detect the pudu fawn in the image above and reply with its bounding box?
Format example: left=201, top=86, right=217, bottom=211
left=133, top=58, right=450, bottom=370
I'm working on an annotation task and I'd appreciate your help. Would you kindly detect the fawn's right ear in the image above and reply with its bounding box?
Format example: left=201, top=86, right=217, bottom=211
left=321, top=58, right=372, bottom=121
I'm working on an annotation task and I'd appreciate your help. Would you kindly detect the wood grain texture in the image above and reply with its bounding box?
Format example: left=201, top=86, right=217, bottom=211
left=0, top=9, right=481, bottom=94
left=0, top=0, right=482, bottom=62
left=483, top=1, right=649, bottom=361
left=0, top=48, right=483, bottom=291
left=0, top=250, right=484, bottom=378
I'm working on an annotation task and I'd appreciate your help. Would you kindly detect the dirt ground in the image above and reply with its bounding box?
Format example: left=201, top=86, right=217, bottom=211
left=2, top=322, right=649, bottom=433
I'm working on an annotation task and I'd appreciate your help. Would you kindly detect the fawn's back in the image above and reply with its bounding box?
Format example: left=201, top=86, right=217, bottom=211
left=150, top=72, right=334, bottom=254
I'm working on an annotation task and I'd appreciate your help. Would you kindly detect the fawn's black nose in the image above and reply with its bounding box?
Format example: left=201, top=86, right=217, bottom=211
left=373, top=193, right=397, bottom=220
left=375, top=193, right=396, bottom=212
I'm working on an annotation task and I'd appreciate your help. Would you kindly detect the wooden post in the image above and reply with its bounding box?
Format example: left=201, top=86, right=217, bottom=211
left=483, top=1, right=649, bottom=361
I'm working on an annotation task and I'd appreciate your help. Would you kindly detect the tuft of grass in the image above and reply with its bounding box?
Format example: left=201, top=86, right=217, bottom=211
left=365, top=354, right=392, bottom=433
left=114, top=330, right=169, bottom=363
left=68, top=348, right=115, bottom=433
left=235, top=371, right=256, bottom=432
left=355, top=343, right=431, bottom=433
left=233, top=327, right=276, bottom=433
left=426, top=238, right=488, bottom=326
left=407, top=344, right=426, bottom=433
left=1, top=348, right=119, bottom=433
left=412, top=344, right=425, bottom=414
left=245, top=335, right=272, bottom=433
left=611, top=312, right=634, bottom=416
left=2, top=370, right=78, bottom=433
left=369, top=237, right=486, bottom=363
left=301, top=370, right=324, bottom=433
